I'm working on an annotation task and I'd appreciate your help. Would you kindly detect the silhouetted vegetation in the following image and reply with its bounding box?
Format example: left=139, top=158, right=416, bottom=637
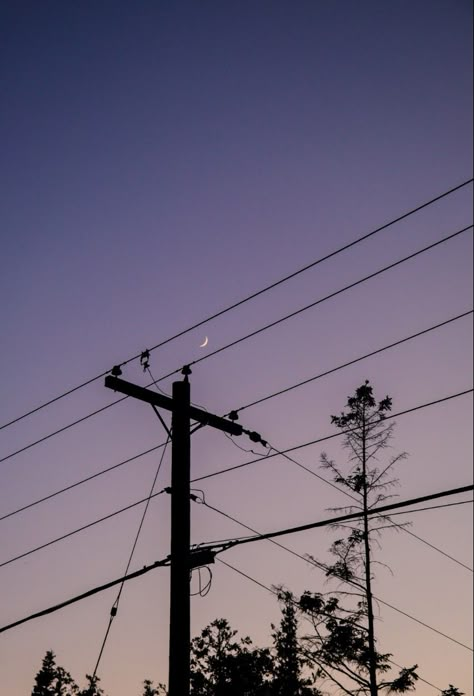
left=30, top=383, right=466, bottom=695
left=298, top=381, right=418, bottom=694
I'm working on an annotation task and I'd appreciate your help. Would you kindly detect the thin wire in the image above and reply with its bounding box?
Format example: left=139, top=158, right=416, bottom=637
left=179, top=226, right=473, bottom=376
left=199, top=498, right=473, bottom=568
left=233, top=309, right=473, bottom=414
left=219, top=485, right=474, bottom=554
left=270, top=445, right=473, bottom=573
left=2, top=225, right=471, bottom=468
left=0, top=557, right=171, bottom=635
left=0, top=490, right=166, bottom=569
left=90, top=436, right=170, bottom=682
left=3, top=178, right=471, bottom=433
left=388, top=499, right=473, bottom=516
left=217, top=559, right=444, bottom=693
left=206, top=492, right=473, bottom=652
left=0, top=441, right=168, bottom=522
left=2, top=313, right=470, bottom=524
left=192, top=388, right=473, bottom=482
left=2, top=387, right=472, bottom=533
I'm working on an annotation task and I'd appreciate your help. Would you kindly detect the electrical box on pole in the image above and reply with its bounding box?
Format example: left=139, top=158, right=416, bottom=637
left=104, top=372, right=243, bottom=696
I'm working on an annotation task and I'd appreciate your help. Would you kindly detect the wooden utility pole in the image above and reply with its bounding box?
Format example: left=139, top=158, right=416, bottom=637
left=169, top=377, right=191, bottom=694
left=104, top=373, right=242, bottom=696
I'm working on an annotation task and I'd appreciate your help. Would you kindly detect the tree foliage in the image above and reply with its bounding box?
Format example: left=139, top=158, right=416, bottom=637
left=142, top=679, right=167, bottom=696
left=299, top=382, right=417, bottom=694
left=190, top=618, right=273, bottom=695
left=30, top=383, right=467, bottom=695
left=32, top=650, right=78, bottom=696
left=272, top=591, right=320, bottom=695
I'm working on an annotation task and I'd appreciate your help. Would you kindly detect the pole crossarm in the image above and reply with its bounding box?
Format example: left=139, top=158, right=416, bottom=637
left=105, top=375, right=243, bottom=436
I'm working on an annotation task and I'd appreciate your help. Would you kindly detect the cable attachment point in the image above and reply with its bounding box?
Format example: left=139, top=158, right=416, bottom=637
left=227, top=410, right=239, bottom=422
left=181, top=365, right=192, bottom=377
left=189, top=548, right=216, bottom=569
left=244, top=429, right=268, bottom=447
left=164, top=487, right=172, bottom=495
left=140, top=350, right=150, bottom=371
left=111, top=365, right=122, bottom=377
left=110, top=606, right=117, bottom=618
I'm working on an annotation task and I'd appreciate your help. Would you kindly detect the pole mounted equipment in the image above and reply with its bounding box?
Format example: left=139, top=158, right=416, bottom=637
left=104, top=373, right=245, bottom=696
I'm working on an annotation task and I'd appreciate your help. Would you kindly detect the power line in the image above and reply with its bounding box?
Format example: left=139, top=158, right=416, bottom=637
left=215, top=485, right=473, bottom=553
left=162, top=225, right=473, bottom=379
left=217, top=559, right=445, bottom=693
left=207, top=487, right=473, bottom=652
left=3, top=384, right=471, bottom=527
left=384, top=499, right=473, bottom=516
left=1, top=224, right=471, bottom=467
left=0, top=557, right=171, bottom=635
left=3, top=178, right=471, bottom=434
left=1, top=489, right=471, bottom=654
left=90, top=435, right=170, bottom=683
left=200, top=497, right=473, bottom=652
left=234, top=309, right=473, bottom=414
left=267, top=445, right=473, bottom=572
left=193, top=388, right=473, bottom=482
left=200, top=494, right=473, bottom=572
left=0, top=490, right=166, bottom=569
left=199, top=497, right=472, bottom=577
left=0, top=441, right=168, bottom=522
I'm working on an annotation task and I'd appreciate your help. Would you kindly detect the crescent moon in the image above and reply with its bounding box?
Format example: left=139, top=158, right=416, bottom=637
left=199, top=336, right=209, bottom=348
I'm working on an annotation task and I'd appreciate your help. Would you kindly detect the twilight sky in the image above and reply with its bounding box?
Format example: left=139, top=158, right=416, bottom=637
left=0, top=1, right=472, bottom=694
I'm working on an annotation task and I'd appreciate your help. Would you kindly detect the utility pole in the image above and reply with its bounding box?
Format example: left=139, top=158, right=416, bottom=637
left=169, top=377, right=190, bottom=695
left=105, top=371, right=243, bottom=696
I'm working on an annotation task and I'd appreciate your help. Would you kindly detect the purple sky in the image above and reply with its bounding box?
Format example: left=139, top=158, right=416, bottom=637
left=1, top=2, right=472, bottom=694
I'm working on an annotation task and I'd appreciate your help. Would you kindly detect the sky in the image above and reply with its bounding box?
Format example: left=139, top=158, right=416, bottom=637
left=0, top=1, right=472, bottom=694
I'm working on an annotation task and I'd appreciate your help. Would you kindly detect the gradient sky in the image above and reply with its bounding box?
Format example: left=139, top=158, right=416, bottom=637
left=1, top=2, right=472, bottom=694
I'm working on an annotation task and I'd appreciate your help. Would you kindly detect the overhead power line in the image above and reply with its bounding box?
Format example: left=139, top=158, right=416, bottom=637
left=209, top=486, right=474, bottom=653
left=2, top=178, right=471, bottom=435
left=2, top=390, right=471, bottom=576
left=154, top=225, right=473, bottom=381
left=0, top=490, right=166, bottom=569
left=2, top=383, right=472, bottom=526
left=0, top=557, right=171, bottom=635
left=217, top=558, right=446, bottom=693
left=234, top=309, right=473, bottom=414
left=199, top=496, right=473, bottom=650
left=269, top=444, right=473, bottom=572
left=200, top=496, right=472, bottom=580
left=2, top=487, right=471, bottom=651
left=0, top=441, right=167, bottom=523
left=90, top=435, right=170, bottom=684
left=193, top=388, right=473, bottom=482
left=1, top=225, right=471, bottom=468
left=212, top=485, right=474, bottom=554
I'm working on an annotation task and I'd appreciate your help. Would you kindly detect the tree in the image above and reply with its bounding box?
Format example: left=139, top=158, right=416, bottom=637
left=142, top=679, right=167, bottom=695
left=32, top=651, right=78, bottom=696
left=441, top=687, right=465, bottom=696
left=78, top=674, right=104, bottom=696
left=190, top=618, right=273, bottom=695
left=272, top=592, right=319, bottom=695
left=299, top=381, right=418, bottom=694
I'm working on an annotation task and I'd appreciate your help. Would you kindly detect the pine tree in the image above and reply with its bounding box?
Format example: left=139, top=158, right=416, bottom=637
left=299, top=381, right=418, bottom=694
left=190, top=618, right=273, bottom=695
left=271, top=592, right=319, bottom=695
left=77, top=674, right=105, bottom=696
left=32, top=651, right=78, bottom=696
